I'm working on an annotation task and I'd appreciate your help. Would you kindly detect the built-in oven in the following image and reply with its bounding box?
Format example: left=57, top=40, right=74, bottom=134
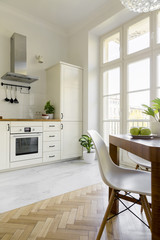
left=10, top=126, right=42, bottom=162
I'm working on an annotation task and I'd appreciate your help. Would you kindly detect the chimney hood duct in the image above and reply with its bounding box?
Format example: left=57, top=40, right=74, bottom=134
left=1, top=33, right=38, bottom=83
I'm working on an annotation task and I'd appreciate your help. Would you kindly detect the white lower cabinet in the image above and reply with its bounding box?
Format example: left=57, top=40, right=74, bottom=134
left=0, top=122, right=10, bottom=170
left=43, top=152, right=60, bottom=163
left=43, top=121, right=61, bottom=163
left=0, top=119, right=82, bottom=171
left=61, top=121, right=82, bottom=160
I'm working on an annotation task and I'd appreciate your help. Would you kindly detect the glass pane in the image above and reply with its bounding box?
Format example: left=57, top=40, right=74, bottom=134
left=103, top=95, right=120, bottom=120
left=103, top=121, right=120, bottom=145
left=127, top=121, right=150, bottom=133
left=127, top=17, right=150, bottom=54
left=103, top=32, right=120, bottom=63
left=103, top=67, right=120, bottom=95
left=16, top=137, right=38, bottom=155
left=128, top=58, right=150, bottom=92
left=157, top=11, right=160, bottom=44
left=128, top=91, right=150, bottom=120
left=156, top=88, right=160, bottom=97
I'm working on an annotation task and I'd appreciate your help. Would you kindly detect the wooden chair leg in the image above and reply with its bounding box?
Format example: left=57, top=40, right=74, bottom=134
left=135, top=164, right=139, bottom=169
left=96, top=189, right=116, bottom=240
left=141, top=205, right=143, bottom=213
left=140, top=195, right=152, bottom=231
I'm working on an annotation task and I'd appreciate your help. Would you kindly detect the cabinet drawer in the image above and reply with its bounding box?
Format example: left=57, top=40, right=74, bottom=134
left=43, top=122, right=60, bottom=131
left=43, top=151, right=60, bottom=162
left=43, top=131, right=60, bottom=142
left=43, top=141, right=60, bottom=152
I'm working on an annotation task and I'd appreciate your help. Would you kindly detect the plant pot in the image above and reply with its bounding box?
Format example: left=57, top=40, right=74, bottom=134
left=48, top=114, right=54, bottom=119
left=150, top=121, right=160, bottom=137
left=83, top=151, right=95, bottom=164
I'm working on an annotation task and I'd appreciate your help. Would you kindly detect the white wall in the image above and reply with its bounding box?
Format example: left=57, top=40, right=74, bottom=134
left=68, top=1, right=137, bottom=134
left=68, top=1, right=124, bottom=133
left=0, top=3, right=68, bottom=119
left=88, top=33, right=100, bottom=131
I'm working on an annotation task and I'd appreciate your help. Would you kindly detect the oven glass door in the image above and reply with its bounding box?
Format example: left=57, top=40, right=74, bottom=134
left=16, top=137, right=38, bottom=156
left=10, top=134, right=42, bottom=162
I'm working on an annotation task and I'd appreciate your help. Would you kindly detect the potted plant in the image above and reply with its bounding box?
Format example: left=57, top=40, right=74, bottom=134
left=142, top=98, right=160, bottom=136
left=44, top=100, right=55, bottom=119
left=79, top=134, right=95, bottom=163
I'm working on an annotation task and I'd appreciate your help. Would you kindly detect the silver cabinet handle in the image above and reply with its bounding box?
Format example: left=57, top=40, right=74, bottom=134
left=49, top=155, right=55, bottom=158
left=49, top=135, right=55, bottom=137
left=12, top=134, right=41, bottom=137
left=7, top=124, right=10, bottom=131
left=61, top=123, right=63, bottom=129
left=49, top=125, right=55, bottom=127
left=49, top=145, right=55, bottom=148
left=61, top=113, right=63, bottom=119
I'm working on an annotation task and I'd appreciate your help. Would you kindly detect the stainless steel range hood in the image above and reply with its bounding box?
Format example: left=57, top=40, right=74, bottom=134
left=1, top=33, right=38, bottom=83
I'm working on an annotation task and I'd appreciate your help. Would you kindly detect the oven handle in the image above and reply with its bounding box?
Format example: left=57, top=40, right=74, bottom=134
left=11, top=133, right=42, bottom=137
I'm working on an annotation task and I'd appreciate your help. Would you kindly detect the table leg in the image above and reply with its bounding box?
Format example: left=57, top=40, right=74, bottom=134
left=152, top=161, right=160, bottom=240
left=109, top=143, right=119, bottom=214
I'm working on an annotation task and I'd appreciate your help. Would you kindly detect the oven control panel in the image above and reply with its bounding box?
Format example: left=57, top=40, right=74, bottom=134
left=10, top=126, right=42, bottom=134
left=24, top=127, right=31, bottom=132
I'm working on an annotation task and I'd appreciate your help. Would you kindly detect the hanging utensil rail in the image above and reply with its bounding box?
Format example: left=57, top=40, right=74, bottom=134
left=1, top=82, right=31, bottom=90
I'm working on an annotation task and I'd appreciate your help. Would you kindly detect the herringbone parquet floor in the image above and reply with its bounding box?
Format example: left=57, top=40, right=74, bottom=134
left=0, top=183, right=151, bottom=240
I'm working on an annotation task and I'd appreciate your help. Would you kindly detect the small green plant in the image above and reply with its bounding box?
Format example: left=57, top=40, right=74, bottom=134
left=142, top=98, right=160, bottom=122
left=79, top=134, right=94, bottom=153
left=44, top=101, right=55, bottom=114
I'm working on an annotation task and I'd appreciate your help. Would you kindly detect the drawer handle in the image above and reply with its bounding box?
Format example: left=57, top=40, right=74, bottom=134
left=49, top=145, right=55, bottom=148
left=49, top=155, right=55, bottom=158
left=49, top=125, right=55, bottom=127
left=49, top=135, right=55, bottom=137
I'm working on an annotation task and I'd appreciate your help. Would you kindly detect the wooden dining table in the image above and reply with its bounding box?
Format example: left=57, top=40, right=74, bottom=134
left=109, top=134, right=160, bottom=240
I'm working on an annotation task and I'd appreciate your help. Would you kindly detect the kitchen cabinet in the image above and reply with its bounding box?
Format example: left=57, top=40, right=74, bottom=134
left=61, top=122, right=82, bottom=159
left=43, top=121, right=61, bottom=163
left=0, top=122, right=10, bottom=170
left=46, top=62, right=83, bottom=160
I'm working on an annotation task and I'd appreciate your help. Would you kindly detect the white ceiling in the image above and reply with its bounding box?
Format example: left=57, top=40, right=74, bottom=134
left=0, top=0, right=114, bottom=32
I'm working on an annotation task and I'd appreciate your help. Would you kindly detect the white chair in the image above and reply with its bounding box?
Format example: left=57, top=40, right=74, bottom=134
left=88, top=130, right=151, bottom=240
left=128, top=152, right=151, bottom=171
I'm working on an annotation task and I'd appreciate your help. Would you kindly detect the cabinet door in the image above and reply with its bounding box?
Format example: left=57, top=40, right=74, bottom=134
left=61, top=64, right=82, bottom=121
left=61, top=122, right=82, bottom=160
left=0, top=122, right=9, bottom=170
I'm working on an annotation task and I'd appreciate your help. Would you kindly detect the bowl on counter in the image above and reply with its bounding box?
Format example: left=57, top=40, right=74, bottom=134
left=42, top=114, right=49, bottom=119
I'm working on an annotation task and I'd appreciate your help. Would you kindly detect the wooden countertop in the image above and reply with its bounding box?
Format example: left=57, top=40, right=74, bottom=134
left=0, top=119, right=61, bottom=122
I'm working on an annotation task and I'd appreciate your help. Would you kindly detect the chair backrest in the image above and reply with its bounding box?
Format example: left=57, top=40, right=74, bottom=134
left=88, top=130, right=119, bottom=188
left=128, top=152, right=151, bottom=169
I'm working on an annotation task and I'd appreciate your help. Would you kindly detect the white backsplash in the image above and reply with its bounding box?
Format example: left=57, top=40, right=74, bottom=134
left=0, top=86, right=46, bottom=119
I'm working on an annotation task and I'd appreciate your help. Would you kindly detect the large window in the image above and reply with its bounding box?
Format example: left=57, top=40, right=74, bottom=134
left=100, top=11, right=160, bottom=147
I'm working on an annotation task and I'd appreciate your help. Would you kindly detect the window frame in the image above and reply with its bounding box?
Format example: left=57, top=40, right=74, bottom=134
left=100, top=27, right=122, bottom=68
left=100, top=10, right=160, bottom=144
left=123, top=13, right=152, bottom=59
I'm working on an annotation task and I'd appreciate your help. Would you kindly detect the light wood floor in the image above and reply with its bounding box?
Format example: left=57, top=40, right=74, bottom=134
left=0, top=183, right=151, bottom=240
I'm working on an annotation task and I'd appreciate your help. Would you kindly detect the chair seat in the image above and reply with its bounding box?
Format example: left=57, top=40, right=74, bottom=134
left=128, top=153, right=151, bottom=169
left=107, top=166, right=151, bottom=196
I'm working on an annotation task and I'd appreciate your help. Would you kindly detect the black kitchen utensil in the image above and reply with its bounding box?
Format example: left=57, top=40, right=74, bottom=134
left=13, top=87, right=19, bottom=103
left=10, top=87, right=13, bottom=103
left=4, top=86, right=9, bottom=102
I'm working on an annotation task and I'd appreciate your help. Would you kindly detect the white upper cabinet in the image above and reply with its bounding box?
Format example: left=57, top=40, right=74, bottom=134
left=61, top=64, right=82, bottom=121
left=46, top=62, right=82, bottom=121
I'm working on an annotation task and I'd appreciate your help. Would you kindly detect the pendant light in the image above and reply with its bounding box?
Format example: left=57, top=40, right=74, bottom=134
left=120, top=0, right=160, bottom=13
